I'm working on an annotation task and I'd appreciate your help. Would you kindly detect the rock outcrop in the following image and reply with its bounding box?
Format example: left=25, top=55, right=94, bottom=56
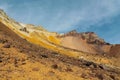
left=57, top=30, right=111, bottom=54
left=0, top=8, right=120, bottom=80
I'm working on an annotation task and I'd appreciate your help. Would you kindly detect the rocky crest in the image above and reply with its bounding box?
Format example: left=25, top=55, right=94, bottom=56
left=58, top=30, right=110, bottom=45
left=0, top=8, right=120, bottom=80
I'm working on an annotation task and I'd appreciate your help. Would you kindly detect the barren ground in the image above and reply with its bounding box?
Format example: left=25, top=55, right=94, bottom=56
left=0, top=22, right=120, bottom=80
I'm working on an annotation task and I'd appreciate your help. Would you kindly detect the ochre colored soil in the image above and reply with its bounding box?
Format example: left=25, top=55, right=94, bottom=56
left=0, top=22, right=120, bottom=80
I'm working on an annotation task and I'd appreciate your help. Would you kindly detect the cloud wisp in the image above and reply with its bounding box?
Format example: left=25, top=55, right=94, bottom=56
left=0, top=0, right=120, bottom=43
left=0, top=0, right=120, bottom=32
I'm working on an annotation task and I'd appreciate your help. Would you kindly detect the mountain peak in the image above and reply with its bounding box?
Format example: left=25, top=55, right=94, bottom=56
left=0, top=8, right=120, bottom=80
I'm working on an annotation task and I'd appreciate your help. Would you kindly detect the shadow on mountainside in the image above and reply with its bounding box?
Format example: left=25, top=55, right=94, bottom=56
left=0, top=22, right=120, bottom=80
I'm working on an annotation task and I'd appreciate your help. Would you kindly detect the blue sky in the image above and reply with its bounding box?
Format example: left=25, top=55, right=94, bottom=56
left=0, top=0, right=120, bottom=44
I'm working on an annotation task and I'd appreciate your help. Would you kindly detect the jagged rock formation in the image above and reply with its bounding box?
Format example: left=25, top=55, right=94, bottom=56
left=58, top=30, right=106, bottom=45
left=0, top=9, right=120, bottom=80
left=57, top=30, right=111, bottom=54
left=58, top=30, right=109, bottom=45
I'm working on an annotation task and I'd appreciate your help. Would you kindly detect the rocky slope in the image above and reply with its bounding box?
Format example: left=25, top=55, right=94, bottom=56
left=58, top=30, right=111, bottom=54
left=0, top=9, right=120, bottom=80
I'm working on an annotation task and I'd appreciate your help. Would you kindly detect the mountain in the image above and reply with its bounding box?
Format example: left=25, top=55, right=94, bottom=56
left=0, top=9, right=120, bottom=80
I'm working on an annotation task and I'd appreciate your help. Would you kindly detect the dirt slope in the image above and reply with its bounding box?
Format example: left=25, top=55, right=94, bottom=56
left=59, top=31, right=112, bottom=54
left=0, top=9, right=120, bottom=80
left=0, top=22, right=120, bottom=80
left=109, top=44, right=120, bottom=57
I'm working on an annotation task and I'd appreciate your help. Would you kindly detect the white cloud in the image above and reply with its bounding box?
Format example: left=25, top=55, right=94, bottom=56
left=44, top=0, right=120, bottom=32
left=0, top=0, right=120, bottom=33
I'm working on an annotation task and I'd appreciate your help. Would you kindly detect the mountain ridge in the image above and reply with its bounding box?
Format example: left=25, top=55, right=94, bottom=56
left=0, top=8, right=120, bottom=80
